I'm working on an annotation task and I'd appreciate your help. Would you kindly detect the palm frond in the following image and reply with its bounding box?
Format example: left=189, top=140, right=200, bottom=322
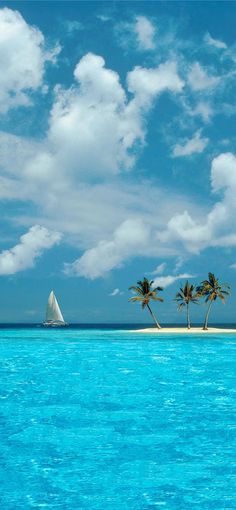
left=128, top=285, right=143, bottom=294
left=208, top=272, right=217, bottom=286
left=152, top=286, right=163, bottom=292
left=175, top=291, right=184, bottom=299
left=128, top=277, right=164, bottom=311
left=220, top=289, right=230, bottom=296
left=151, top=296, right=164, bottom=302
left=128, top=296, right=144, bottom=303
left=199, top=272, right=231, bottom=306
left=174, top=280, right=198, bottom=307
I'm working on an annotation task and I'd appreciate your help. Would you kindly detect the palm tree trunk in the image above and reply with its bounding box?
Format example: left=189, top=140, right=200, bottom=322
left=147, top=304, right=161, bottom=329
left=187, top=302, right=190, bottom=329
left=203, top=301, right=213, bottom=330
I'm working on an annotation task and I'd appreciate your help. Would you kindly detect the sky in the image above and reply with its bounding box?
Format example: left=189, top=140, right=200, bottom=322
left=0, top=0, right=236, bottom=323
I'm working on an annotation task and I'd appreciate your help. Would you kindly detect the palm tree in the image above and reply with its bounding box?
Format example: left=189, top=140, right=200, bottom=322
left=129, top=277, right=163, bottom=329
left=197, top=272, right=230, bottom=330
left=174, top=281, right=199, bottom=329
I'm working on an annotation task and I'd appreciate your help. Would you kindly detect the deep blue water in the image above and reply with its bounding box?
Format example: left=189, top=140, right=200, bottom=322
left=0, top=328, right=235, bottom=509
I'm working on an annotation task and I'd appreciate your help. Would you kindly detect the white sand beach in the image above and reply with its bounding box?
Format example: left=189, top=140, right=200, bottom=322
left=134, top=327, right=236, bottom=334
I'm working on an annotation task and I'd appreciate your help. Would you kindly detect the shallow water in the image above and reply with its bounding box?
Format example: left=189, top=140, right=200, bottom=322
left=0, top=328, right=235, bottom=509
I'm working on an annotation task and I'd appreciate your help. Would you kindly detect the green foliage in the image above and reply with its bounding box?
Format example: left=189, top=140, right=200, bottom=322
left=129, top=277, right=164, bottom=309
left=128, top=273, right=231, bottom=330
left=196, top=272, right=230, bottom=303
left=128, top=277, right=164, bottom=328
left=174, top=281, right=199, bottom=310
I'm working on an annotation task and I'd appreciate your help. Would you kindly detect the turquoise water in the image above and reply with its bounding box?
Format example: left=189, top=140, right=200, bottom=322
left=0, top=328, right=235, bottom=509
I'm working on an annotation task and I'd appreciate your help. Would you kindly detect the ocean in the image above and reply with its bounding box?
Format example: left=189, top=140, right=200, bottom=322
left=0, top=326, right=235, bottom=509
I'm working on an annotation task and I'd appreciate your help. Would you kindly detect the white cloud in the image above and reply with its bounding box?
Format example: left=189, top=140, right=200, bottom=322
left=149, top=260, right=194, bottom=288
left=73, top=53, right=124, bottom=104
left=1, top=14, right=235, bottom=282
left=188, top=62, right=220, bottom=91
left=179, top=95, right=214, bottom=126
left=0, top=133, right=197, bottom=252
left=204, top=32, right=227, bottom=50
left=0, top=131, right=39, bottom=175
left=151, top=262, right=167, bottom=275
left=97, top=15, right=111, bottom=23
left=0, top=53, right=191, bottom=278
left=158, top=210, right=209, bottom=253
left=0, top=53, right=185, bottom=231
left=172, top=130, right=209, bottom=157
left=116, top=15, right=156, bottom=53
left=48, top=54, right=183, bottom=180
left=211, top=152, right=236, bottom=192
left=63, top=19, right=83, bottom=35
left=153, top=273, right=195, bottom=288
left=0, top=7, right=59, bottom=113
left=64, top=218, right=151, bottom=279
left=109, top=288, right=123, bottom=296
left=0, top=53, right=184, bottom=204
left=159, top=152, right=236, bottom=253
left=134, top=15, right=156, bottom=50
left=63, top=185, right=197, bottom=278
left=0, top=226, right=61, bottom=275
left=174, top=257, right=185, bottom=273
left=192, top=102, right=213, bottom=123
left=127, top=61, right=184, bottom=104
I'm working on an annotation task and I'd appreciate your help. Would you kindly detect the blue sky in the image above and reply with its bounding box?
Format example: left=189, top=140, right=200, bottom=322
left=1, top=1, right=236, bottom=323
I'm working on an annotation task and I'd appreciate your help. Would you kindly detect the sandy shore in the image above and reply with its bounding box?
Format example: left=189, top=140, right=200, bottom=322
left=133, top=327, right=236, bottom=334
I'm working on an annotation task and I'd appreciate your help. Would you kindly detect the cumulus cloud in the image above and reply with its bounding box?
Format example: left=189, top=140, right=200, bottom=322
left=159, top=152, right=236, bottom=253
left=48, top=53, right=135, bottom=177
left=1, top=48, right=214, bottom=279
left=0, top=7, right=59, bottom=113
left=188, top=62, right=220, bottom=91
left=46, top=54, right=184, bottom=181
left=64, top=218, right=151, bottom=279
left=0, top=135, right=197, bottom=254
left=211, top=152, right=236, bottom=192
left=0, top=53, right=186, bottom=261
left=0, top=226, right=61, bottom=275
left=134, top=15, right=156, bottom=50
left=153, top=273, right=195, bottom=288
left=127, top=61, right=184, bottom=104
left=63, top=190, right=195, bottom=278
left=1, top=10, right=236, bottom=283
left=0, top=131, right=39, bottom=175
left=204, top=32, right=227, bottom=50
left=159, top=210, right=210, bottom=253
left=172, top=130, right=209, bottom=157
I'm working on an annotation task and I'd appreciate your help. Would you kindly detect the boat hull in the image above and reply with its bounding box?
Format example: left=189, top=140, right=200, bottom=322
left=42, top=321, right=68, bottom=328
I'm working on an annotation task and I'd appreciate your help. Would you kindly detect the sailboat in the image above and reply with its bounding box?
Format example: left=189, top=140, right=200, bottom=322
left=43, top=291, right=68, bottom=327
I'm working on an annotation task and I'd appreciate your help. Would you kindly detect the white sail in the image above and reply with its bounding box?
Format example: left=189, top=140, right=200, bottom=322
left=45, top=291, right=65, bottom=324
